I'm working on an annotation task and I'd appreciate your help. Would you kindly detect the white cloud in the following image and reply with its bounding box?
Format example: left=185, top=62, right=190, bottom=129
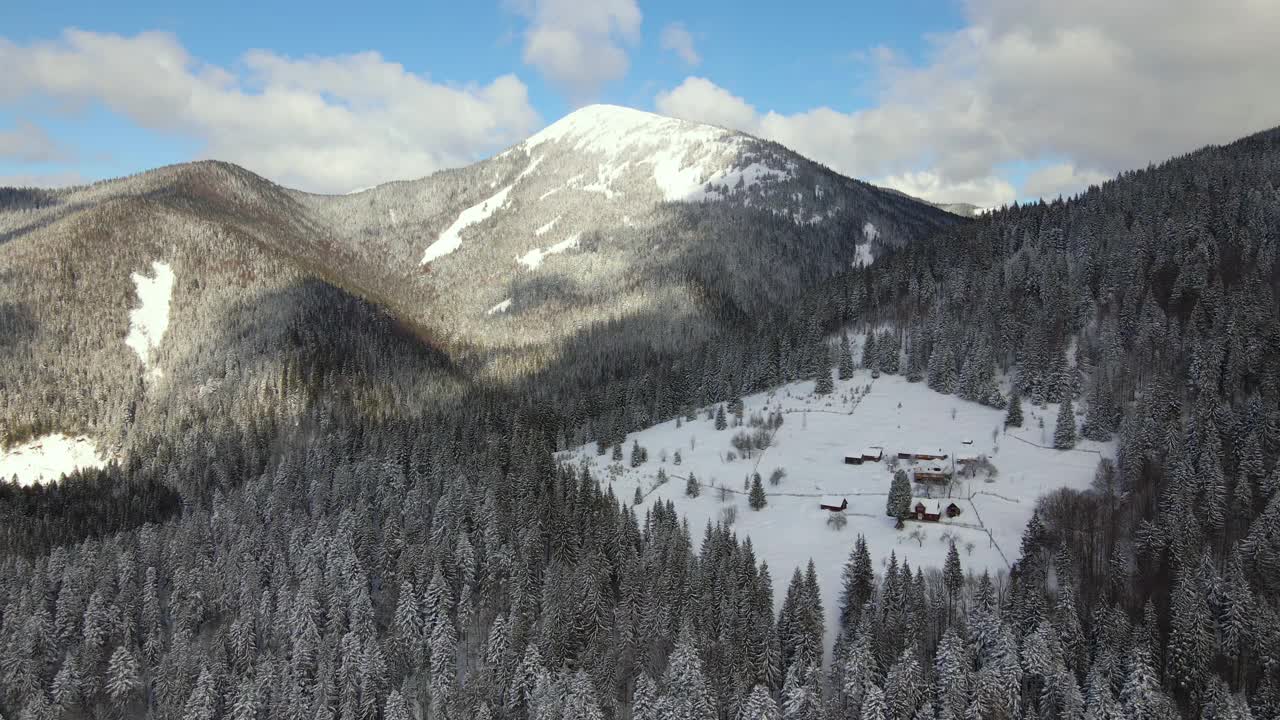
left=0, top=122, right=72, bottom=163
left=511, top=0, right=642, bottom=104
left=0, top=30, right=541, bottom=193
left=0, top=170, right=86, bottom=188
left=654, top=0, right=1280, bottom=206
left=660, top=23, right=700, bottom=66
left=877, top=171, right=1017, bottom=208
left=1022, top=163, right=1110, bottom=200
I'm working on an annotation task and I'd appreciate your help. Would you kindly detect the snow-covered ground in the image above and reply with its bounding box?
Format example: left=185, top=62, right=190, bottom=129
left=420, top=184, right=514, bottom=264
left=517, top=233, right=582, bottom=270
left=0, top=434, right=111, bottom=487
left=562, top=369, right=1111, bottom=653
left=125, top=260, right=174, bottom=379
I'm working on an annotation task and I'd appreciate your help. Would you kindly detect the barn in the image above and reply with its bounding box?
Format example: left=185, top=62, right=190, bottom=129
left=819, top=495, right=848, bottom=511
left=843, top=454, right=863, bottom=465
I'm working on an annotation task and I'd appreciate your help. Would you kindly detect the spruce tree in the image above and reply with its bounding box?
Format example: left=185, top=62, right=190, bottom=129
left=1054, top=397, right=1077, bottom=449
left=943, top=542, right=963, bottom=615
left=105, top=645, right=141, bottom=702
left=887, top=470, right=912, bottom=527
left=738, top=685, right=780, bottom=720
left=716, top=405, right=728, bottom=431
left=686, top=472, right=700, bottom=498
left=749, top=474, right=768, bottom=510
left=612, top=443, right=624, bottom=462
left=1005, top=392, right=1023, bottom=428
left=839, top=536, right=874, bottom=631
left=838, top=332, right=855, bottom=380
left=634, top=486, right=643, bottom=505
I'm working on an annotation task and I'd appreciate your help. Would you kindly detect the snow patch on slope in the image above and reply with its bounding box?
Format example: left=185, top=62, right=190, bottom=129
left=486, top=298, right=513, bottom=315
left=0, top=434, right=110, bottom=487
left=535, top=216, right=560, bottom=236
left=518, top=233, right=582, bottom=270
left=421, top=185, right=514, bottom=264
left=863, top=222, right=880, bottom=242
left=852, top=244, right=875, bottom=268
left=125, top=260, right=174, bottom=378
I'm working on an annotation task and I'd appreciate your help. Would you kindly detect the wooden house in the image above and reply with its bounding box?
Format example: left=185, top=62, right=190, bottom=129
left=819, top=495, right=848, bottom=512
left=912, top=498, right=963, bottom=521
left=843, top=454, right=863, bottom=465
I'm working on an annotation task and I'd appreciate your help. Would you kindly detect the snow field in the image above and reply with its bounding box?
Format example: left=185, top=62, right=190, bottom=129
left=125, top=260, right=175, bottom=379
left=0, top=434, right=111, bottom=487
left=563, top=369, right=1112, bottom=654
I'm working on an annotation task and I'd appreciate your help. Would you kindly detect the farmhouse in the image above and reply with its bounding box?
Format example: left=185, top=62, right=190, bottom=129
left=912, top=498, right=963, bottom=522
left=898, top=448, right=949, bottom=461
left=819, top=495, right=848, bottom=511
left=910, top=463, right=952, bottom=483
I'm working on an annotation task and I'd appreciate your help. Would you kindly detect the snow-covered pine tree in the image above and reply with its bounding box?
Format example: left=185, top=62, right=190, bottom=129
left=1053, top=397, right=1077, bottom=449
left=749, top=475, right=767, bottom=510
left=838, top=536, right=874, bottom=632
left=1005, top=392, right=1023, bottom=428
left=738, top=684, right=780, bottom=720
left=887, top=470, right=912, bottom=527
left=716, top=405, right=728, bottom=431
left=838, top=332, right=855, bottom=381
left=686, top=471, right=700, bottom=498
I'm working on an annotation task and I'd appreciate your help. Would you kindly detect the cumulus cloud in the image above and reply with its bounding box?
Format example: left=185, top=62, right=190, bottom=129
left=0, top=122, right=73, bottom=163
left=510, top=0, right=642, bottom=104
left=1022, top=163, right=1111, bottom=200
left=660, top=23, right=700, bottom=66
left=655, top=0, right=1280, bottom=206
left=0, top=29, right=541, bottom=193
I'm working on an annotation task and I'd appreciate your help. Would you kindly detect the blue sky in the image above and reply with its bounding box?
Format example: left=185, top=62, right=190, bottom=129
left=2, top=0, right=1277, bottom=204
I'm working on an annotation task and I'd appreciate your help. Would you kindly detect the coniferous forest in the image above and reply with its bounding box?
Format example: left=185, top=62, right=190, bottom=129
left=2, top=118, right=1280, bottom=720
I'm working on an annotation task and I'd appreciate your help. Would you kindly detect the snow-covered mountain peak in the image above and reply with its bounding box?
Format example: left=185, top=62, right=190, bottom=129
left=524, top=103, right=734, bottom=156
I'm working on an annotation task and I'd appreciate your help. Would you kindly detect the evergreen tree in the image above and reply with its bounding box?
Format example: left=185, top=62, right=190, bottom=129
left=716, top=405, right=728, bottom=431
left=662, top=625, right=717, bottom=720
left=105, top=645, right=141, bottom=702
left=860, top=685, right=888, bottom=720
left=839, top=536, right=874, bottom=632
left=750, top=474, right=768, bottom=510
left=838, top=332, right=855, bottom=381
left=943, top=542, right=963, bottom=616
left=887, top=470, right=912, bottom=527
left=686, top=471, right=700, bottom=498
left=738, top=684, right=781, bottom=720
left=1005, top=392, right=1023, bottom=428
left=633, top=673, right=660, bottom=720
left=1054, top=397, right=1077, bottom=449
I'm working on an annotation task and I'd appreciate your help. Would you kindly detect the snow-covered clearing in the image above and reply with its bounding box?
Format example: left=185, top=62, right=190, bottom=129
left=562, top=369, right=1111, bottom=656
left=420, top=185, right=514, bottom=264
left=0, top=434, right=111, bottom=487
left=535, top=216, right=560, bottom=236
left=855, top=245, right=875, bottom=269
left=486, top=298, right=513, bottom=315
left=517, top=234, right=581, bottom=270
left=862, top=222, right=879, bottom=242
left=125, top=260, right=174, bottom=379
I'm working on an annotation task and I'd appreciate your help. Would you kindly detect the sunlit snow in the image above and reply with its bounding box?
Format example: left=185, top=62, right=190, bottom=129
left=535, top=216, right=560, bottom=236
left=0, top=434, right=111, bottom=487
left=421, top=185, right=514, bottom=264
left=486, top=298, right=513, bottom=315
left=517, top=233, right=582, bottom=270
left=125, top=260, right=174, bottom=378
